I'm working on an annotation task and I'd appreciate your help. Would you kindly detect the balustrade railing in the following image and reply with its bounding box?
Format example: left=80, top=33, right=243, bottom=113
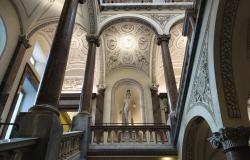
left=58, top=131, right=83, bottom=160
left=91, top=123, right=170, bottom=145
left=0, top=138, right=38, bottom=160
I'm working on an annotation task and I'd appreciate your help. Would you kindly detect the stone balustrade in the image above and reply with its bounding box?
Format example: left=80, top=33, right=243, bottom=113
left=91, top=123, right=170, bottom=145
left=0, top=138, right=39, bottom=160
left=58, top=131, right=84, bottom=160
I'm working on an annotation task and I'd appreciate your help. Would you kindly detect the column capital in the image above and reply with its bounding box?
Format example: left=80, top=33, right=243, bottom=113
left=157, top=34, right=171, bottom=45
left=79, top=0, right=86, bottom=4
left=97, top=84, right=106, bottom=94
left=150, top=83, right=159, bottom=95
left=208, top=127, right=250, bottom=152
left=18, top=35, right=31, bottom=49
left=86, top=35, right=100, bottom=47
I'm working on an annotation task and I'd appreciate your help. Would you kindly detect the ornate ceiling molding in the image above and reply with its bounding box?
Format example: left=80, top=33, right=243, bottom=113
left=103, top=22, right=154, bottom=76
left=30, top=23, right=91, bottom=92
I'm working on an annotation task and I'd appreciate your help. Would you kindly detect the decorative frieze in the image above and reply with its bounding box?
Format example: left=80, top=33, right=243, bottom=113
left=187, top=29, right=214, bottom=117
left=219, top=0, right=241, bottom=118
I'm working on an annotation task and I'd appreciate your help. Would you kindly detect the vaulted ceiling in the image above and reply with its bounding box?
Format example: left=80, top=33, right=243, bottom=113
left=102, top=22, right=155, bottom=76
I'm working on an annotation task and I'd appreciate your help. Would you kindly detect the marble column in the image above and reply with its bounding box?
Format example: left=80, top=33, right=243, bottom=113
left=79, top=35, right=100, bottom=112
left=157, top=34, right=178, bottom=113
left=71, top=35, right=99, bottom=160
left=12, top=0, right=85, bottom=160
left=157, top=34, right=178, bottom=143
left=36, top=0, right=84, bottom=106
left=0, top=35, right=30, bottom=114
left=208, top=127, right=250, bottom=160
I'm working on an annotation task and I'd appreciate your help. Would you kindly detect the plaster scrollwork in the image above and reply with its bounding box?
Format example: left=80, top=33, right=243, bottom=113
left=103, top=22, right=154, bottom=76
left=187, top=28, right=215, bottom=118
left=220, top=0, right=241, bottom=118
left=37, top=23, right=89, bottom=91
left=144, top=14, right=178, bottom=28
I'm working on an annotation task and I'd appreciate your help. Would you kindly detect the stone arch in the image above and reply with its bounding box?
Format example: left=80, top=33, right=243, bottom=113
left=182, top=117, right=226, bottom=160
left=98, top=14, right=164, bottom=36
left=110, top=78, right=145, bottom=124
left=164, top=14, right=185, bottom=34
left=213, top=0, right=250, bottom=125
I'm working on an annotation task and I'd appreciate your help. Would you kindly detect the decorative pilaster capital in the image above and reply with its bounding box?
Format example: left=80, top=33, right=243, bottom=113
left=97, top=84, right=106, bottom=94
left=86, top=35, right=100, bottom=47
left=18, top=35, right=31, bottom=49
left=208, top=127, right=250, bottom=152
left=157, top=34, right=171, bottom=45
left=150, top=83, right=159, bottom=95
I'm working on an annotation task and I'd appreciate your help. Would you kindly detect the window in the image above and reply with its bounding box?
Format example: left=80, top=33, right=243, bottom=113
left=0, top=17, right=7, bottom=57
left=29, top=56, right=36, bottom=65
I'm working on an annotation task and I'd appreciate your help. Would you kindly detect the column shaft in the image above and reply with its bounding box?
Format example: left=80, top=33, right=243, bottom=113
left=79, top=35, right=99, bottom=113
left=158, top=34, right=178, bottom=112
left=36, top=0, right=83, bottom=106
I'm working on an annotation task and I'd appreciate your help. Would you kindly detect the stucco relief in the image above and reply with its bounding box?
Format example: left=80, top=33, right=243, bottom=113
left=38, top=24, right=89, bottom=91
left=103, top=22, right=154, bottom=76
left=187, top=29, right=214, bottom=118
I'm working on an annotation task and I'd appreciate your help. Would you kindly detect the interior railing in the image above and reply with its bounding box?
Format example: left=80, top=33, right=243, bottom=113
left=0, top=138, right=39, bottom=160
left=58, top=131, right=84, bottom=160
left=91, top=123, right=170, bottom=145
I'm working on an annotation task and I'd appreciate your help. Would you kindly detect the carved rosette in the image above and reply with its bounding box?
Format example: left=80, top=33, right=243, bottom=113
left=208, top=127, right=250, bottom=152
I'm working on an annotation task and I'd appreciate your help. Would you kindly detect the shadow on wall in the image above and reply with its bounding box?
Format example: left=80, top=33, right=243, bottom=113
left=182, top=117, right=226, bottom=160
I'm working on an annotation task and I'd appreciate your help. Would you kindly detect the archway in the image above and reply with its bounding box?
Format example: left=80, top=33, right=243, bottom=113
left=182, top=117, right=226, bottom=160
left=111, top=79, right=145, bottom=124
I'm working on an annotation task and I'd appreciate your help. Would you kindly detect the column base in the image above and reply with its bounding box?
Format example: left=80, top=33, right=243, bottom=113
left=71, top=111, right=91, bottom=160
left=12, top=104, right=63, bottom=160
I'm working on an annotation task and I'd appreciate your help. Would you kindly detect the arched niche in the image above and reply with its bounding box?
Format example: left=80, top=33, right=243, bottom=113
left=111, top=79, right=145, bottom=124
left=182, top=117, right=226, bottom=160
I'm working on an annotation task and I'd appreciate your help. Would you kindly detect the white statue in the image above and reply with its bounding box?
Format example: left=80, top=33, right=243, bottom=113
left=121, top=89, right=132, bottom=124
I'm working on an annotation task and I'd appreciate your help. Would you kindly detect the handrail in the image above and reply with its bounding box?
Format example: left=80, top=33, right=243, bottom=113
left=91, top=124, right=170, bottom=145
left=58, top=131, right=84, bottom=160
left=62, top=131, right=83, bottom=138
left=0, top=138, right=38, bottom=152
